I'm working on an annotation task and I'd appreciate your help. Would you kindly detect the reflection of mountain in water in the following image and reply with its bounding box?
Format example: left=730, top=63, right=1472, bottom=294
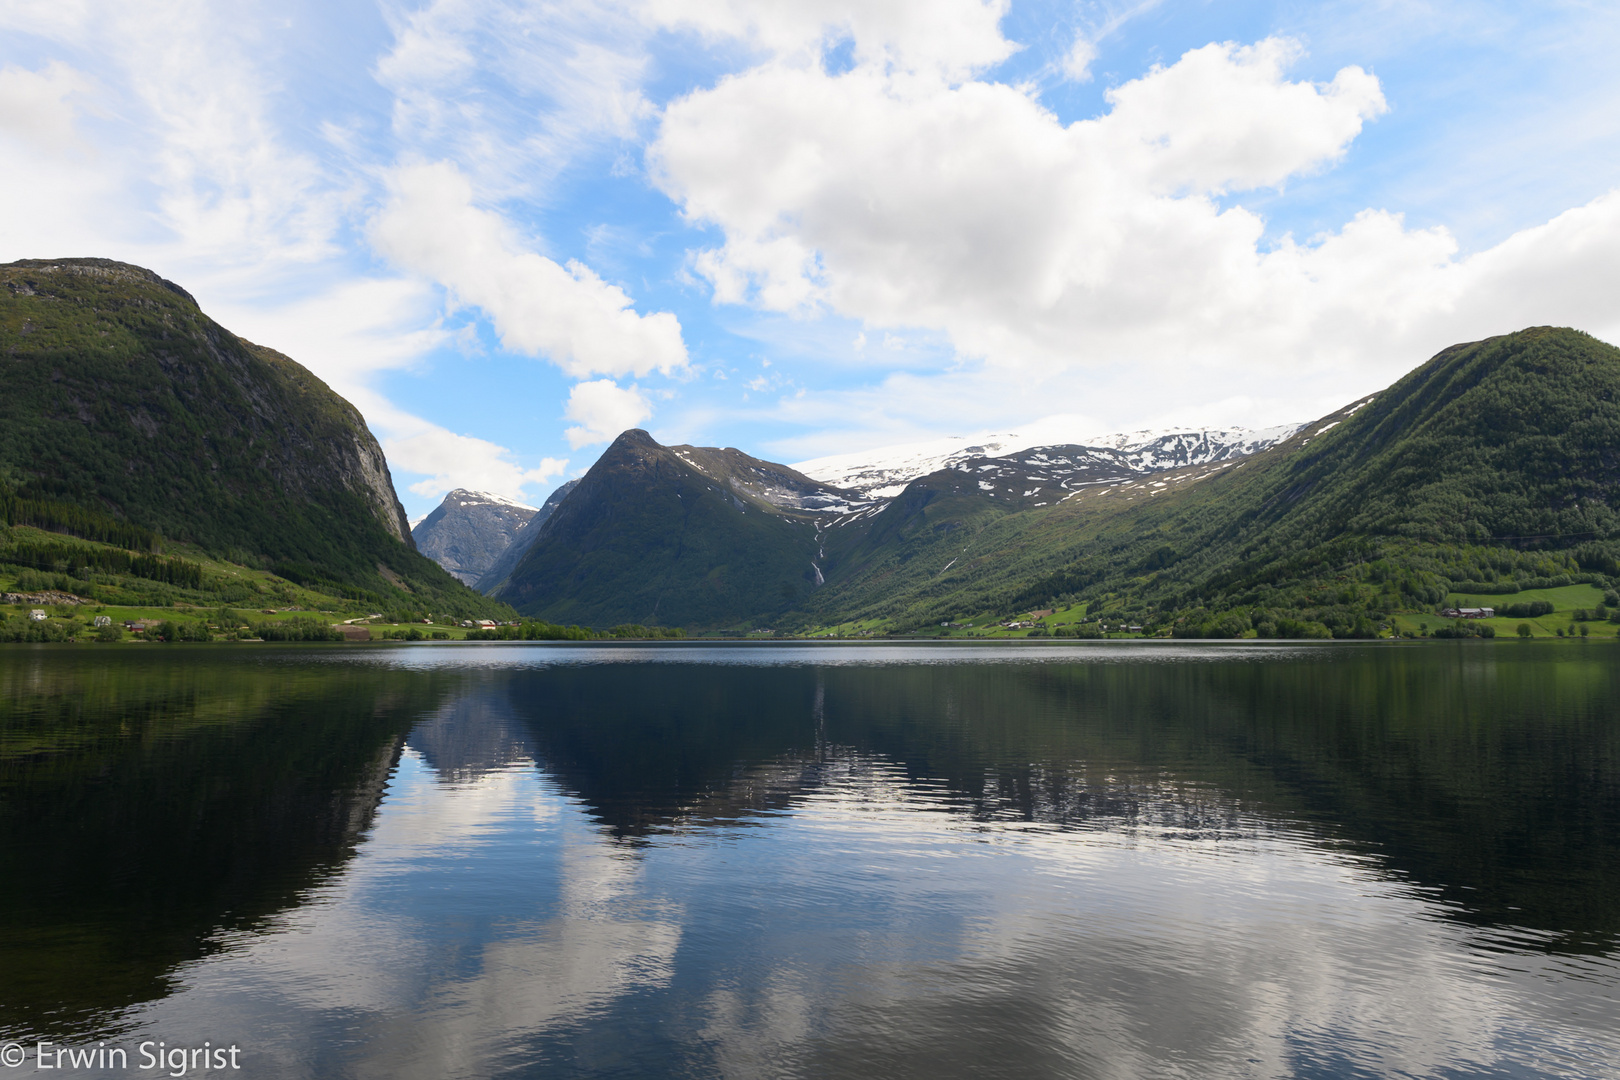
left=485, top=652, right=1620, bottom=953
left=0, top=651, right=461, bottom=1038
left=498, top=665, right=1259, bottom=846
left=407, top=686, right=537, bottom=781
left=5, top=645, right=1616, bottom=1047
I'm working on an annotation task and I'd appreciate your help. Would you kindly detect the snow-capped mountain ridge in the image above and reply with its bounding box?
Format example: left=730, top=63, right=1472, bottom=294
left=793, top=423, right=1305, bottom=499
left=412, top=489, right=543, bottom=586
left=450, top=489, right=539, bottom=512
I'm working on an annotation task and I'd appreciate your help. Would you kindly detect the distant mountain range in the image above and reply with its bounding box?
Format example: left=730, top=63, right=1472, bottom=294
left=468, top=326, right=1620, bottom=634
left=0, top=258, right=509, bottom=619
left=11, top=262, right=1606, bottom=637
left=416, top=420, right=1309, bottom=612
left=793, top=423, right=1304, bottom=498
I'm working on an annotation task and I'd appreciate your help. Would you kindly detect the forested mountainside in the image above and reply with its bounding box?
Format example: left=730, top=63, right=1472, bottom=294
left=0, top=258, right=509, bottom=619
left=806, top=327, right=1620, bottom=636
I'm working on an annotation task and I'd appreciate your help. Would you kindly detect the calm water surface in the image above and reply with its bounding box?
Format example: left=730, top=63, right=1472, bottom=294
left=1, top=641, right=1617, bottom=1078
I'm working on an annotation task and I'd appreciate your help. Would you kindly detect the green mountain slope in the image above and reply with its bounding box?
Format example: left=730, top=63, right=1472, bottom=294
left=0, top=258, right=509, bottom=618
left=807, top=326, right=1620, bottom=635
left=492, top=429, right=846, bottom=627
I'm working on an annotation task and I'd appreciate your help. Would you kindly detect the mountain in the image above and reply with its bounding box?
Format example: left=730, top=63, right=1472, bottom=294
left=794, top=423, right=1303, bottom=498
left=806, top=326, right=1620, bottom=635
left=488, top=431, right=866, bottom=626
left=491, top=421, right=1308, bottom=628
left=801, top=410, right=1362, bottom=630
left=492, top=326, right=1619, bottom=635
left=475, top=480, right=578, bottom=594
left=412, top=489, right=539, bottom=585
left=0, top=257, right=509, bottom=618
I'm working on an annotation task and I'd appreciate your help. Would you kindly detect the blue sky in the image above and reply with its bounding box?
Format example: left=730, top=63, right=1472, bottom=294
left=3, top=0, right=1619, bottom=519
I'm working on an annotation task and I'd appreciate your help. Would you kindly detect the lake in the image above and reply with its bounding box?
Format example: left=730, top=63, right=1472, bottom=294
left=1, top=641, right=1617, bottom=1078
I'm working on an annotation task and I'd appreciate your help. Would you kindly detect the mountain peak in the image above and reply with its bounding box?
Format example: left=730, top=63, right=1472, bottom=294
left=609, top=428, right=659, bottom=450
left=413, top=488, right=543, bottom=586
left=443, top=488, right=540, bottom=512
left=4, top=257, right=197, bottom=306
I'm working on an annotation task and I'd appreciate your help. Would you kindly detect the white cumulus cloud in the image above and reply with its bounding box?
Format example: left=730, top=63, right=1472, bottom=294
left=388, top=427, right=568, bottom=503
left=652, top=38, right=1386, bottom=352
left=372, top=161, right=689, bottom=380
left=650, top=29, right=1620, bottom=415
left=564, top=379, right=652, bottom=447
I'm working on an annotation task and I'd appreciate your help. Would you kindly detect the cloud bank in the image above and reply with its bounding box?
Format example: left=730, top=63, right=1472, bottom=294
left=651, top=23, right=1620, bottom=439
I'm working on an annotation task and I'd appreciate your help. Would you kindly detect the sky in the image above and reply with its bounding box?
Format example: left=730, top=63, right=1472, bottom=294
left=3, top=0, right=1619, bottom=520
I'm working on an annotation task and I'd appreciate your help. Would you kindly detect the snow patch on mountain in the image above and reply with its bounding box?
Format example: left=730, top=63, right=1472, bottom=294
left=452, top=489, right=539, bottom=512
left=793, top=423, right=1305, bottom=498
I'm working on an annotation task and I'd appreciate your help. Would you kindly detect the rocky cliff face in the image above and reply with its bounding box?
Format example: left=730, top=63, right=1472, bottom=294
left=412, top=489, right=539, bottom=585
left=239, top=340, right=415, bottom=545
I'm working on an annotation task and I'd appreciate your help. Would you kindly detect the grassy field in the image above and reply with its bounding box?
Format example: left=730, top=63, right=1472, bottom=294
left=1407, top=583, right=1620, bottom=639
left=9, top=582, right=1616, bottom=644
left=0, top=599, right=492, bottom=643
left=805, top=601, right=1116, bottom=638
left=801, top=583, right=1620, bottom=642
left=0, top=517, right=516, bottom=639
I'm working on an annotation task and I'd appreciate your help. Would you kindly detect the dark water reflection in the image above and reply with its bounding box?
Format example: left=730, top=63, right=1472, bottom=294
left=1, top=642, right=1617, bottom=1078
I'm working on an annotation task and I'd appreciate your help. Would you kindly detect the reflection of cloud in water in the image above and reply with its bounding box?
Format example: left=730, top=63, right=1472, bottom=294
left=124, top=754, right=681, bottom=1079
left=676, top=783, right=1620, bottom=1078
left=348, top=835, right=681, bottom=1080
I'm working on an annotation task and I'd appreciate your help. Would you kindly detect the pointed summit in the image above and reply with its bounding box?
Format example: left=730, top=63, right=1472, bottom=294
left=412, top=489, right=544, bottom=586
